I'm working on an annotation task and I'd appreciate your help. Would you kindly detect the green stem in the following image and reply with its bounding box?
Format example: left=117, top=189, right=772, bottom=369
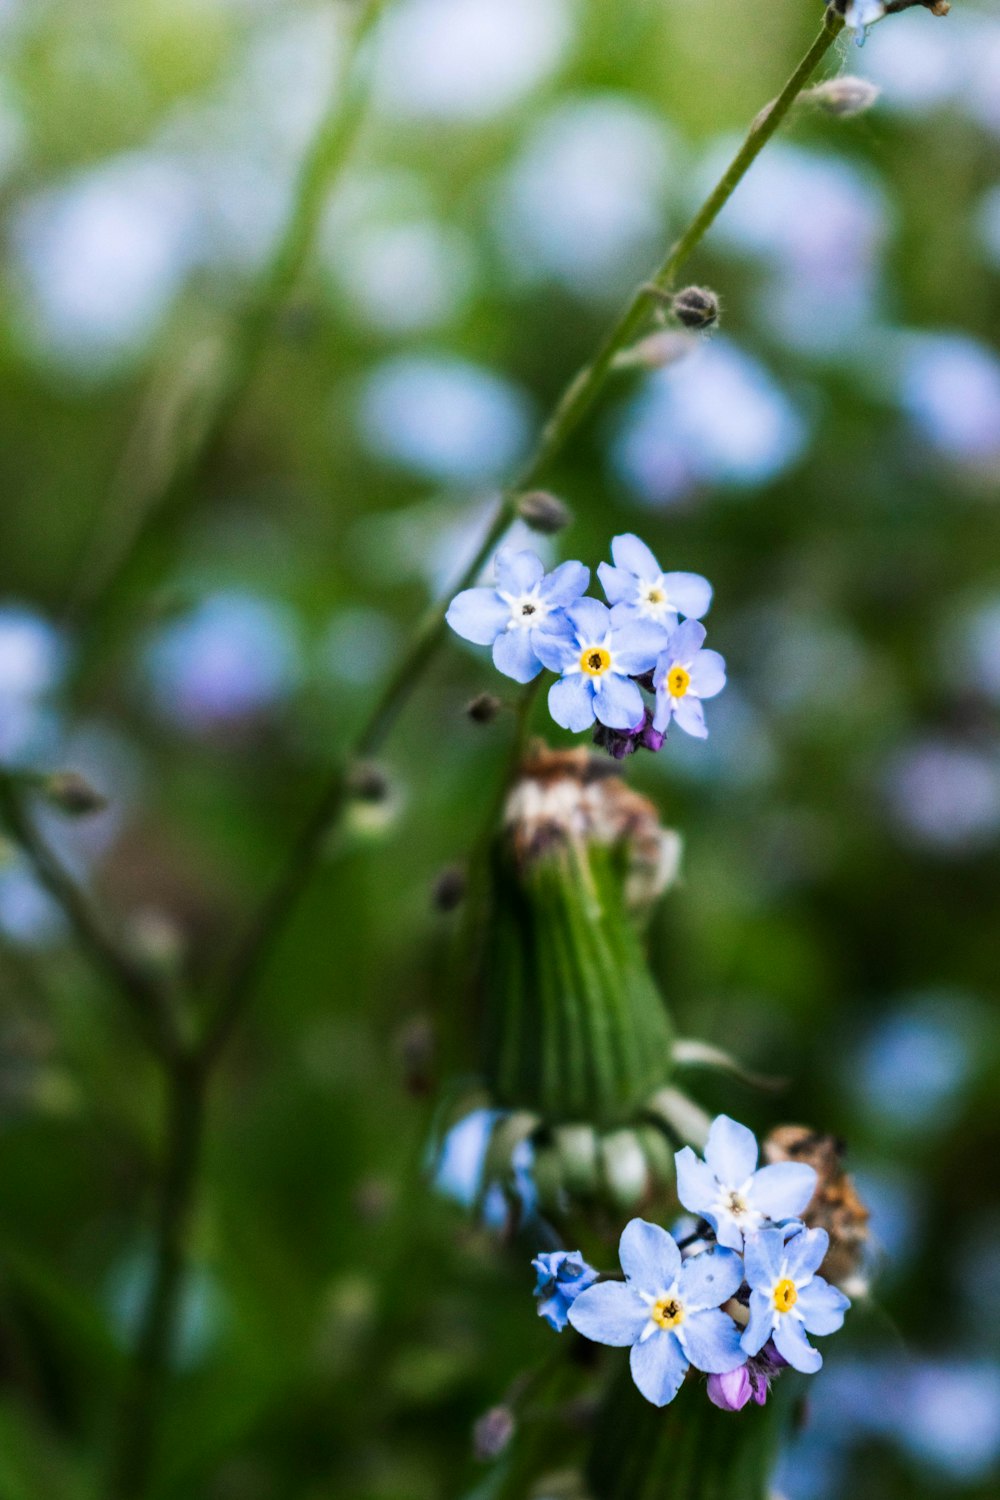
left=210, top=11, right=843, bottom=1041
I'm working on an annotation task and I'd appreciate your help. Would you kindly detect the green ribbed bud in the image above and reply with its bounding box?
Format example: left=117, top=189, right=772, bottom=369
left=479, top=747, right=678, bottom=1129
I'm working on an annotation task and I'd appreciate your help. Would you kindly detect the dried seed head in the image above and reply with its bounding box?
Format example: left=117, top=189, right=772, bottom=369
left=516, top=489, right=572, bottom=535
left=672, top=285, right=720, bottom=330
left=763, top=1125, right=871, bottom=1287
left=804, top=76, right=880, bottom=117
left=466, top=692, right=502, bottom=724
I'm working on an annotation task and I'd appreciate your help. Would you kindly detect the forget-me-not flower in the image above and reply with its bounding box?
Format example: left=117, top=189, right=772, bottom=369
left=446, top=546, right=590, bottom=683
left=532, top=1250, right=599, bottom=1331
left=843, top=0, right=885, bottom=45
left=652, top=620, right=727, bottom=740
left=568, top=1219, right=745, bottom=1407
left=675, top=1115, right=817, bottom=1252
left=742, top=1226, right=850, bottom=1373
left=534, top=599, right=664, bottom=731
left=598, top=533, right=712, bottom=633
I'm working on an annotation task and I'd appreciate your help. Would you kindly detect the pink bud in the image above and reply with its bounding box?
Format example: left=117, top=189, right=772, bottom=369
left=707, top=1367, right=753, bottom=1412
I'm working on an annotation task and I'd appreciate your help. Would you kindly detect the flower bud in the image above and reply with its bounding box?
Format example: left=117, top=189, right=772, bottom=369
left=40, top=771, right=108, bottom=818
left=516, top=489, right=572, bottom=535
left=347, top=761, right=390, bottom=802
left=466, top=692, right=502, bottom=724
left=671, top=286, right=720, bottom=330
left=612, top=330, right=695, bottom=372
left=804, top=76, right=880, bottom=117
left=473, top=1406, right=515, bottom=1461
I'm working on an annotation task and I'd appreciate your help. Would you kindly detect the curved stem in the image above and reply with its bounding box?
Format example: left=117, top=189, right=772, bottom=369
left=212, top=10, right=844, bottom=1040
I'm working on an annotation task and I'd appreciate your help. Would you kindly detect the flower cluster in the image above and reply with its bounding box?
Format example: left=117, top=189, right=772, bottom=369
left=446, top=534, right=725, bottom=753
left=530, top=1115, right=851, bottom=1410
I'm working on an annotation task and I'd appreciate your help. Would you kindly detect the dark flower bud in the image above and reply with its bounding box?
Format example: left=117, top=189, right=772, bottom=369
left=431, top=864, right=466, bottom=912
left=884, top=0, right=949, bottom=13
left=804, top=76, right=880, bottom=117
left=473, top=1406, right=515, bottom=1462
left=593, top=709, right=665, bottom=761
left=347, top=761, right=390, bottom=802
left=40, top=771, right=108, bottom=818
left=672, top=286, right=720, bottom=330
left=466, top=692, right=502, bottom=724
left=516, top=489, right=572, bottom=535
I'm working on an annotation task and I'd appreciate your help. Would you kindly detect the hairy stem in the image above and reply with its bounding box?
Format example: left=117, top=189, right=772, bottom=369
left=214, top=10, right=844, bottom=1037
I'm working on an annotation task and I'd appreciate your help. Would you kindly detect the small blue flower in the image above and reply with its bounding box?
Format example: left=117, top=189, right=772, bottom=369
left=533, top=599, right=664, bottom=732
left=675, top=1115, right=817, bottom=1252
left=844, top=0, right=885, bottom=46
left=568, top=1219, right=745, bottom=1407
left=446, top=547, right=590, bottom=684
left=598, top=533, right=712, bottom=634
left=651, top=620, right=727, bottom=740
left=532, top=1250, right=599, bottom=1331
left=742, top=1226, right=850, bottom=1373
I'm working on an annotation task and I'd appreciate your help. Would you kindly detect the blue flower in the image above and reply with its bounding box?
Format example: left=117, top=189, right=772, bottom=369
left=534, top=599, right=664, bottom=732
left=651, top=620, right=727, bottom=740
left=568, top=1219, right=745, bottom=1407
left=742, top=1226, right=850, bottom=1373
left=675, top=1115, right=817, bottom=1252
left=532, top=1250, right=599, bottom=1331
left=598, top=533, right=712, bottom=633
left=446, top=547, right=590, bottom=684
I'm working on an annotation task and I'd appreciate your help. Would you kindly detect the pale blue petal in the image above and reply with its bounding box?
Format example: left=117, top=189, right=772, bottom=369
left=679, top=1248, right=744, bottom=1311
left=796, top=1278, right=850, bottom=1336
left=629, top=1330, right=688, bottom=1407
left=772, top=1314, right=822, bottom=1374
left=668, top=618, right=708, bottom=665
left=494, top=546, right=544, bottom=596
left=744, top=1229, right=783, bottom=1289
left=548, top=675, right=595, bottom=732
left=619, top=1218, right=681, bottom=1292
left=611, top=532, right=660, bottom=580
left=532, top=622, right=577, bottom=672
left=598, top=562, right=635, bottom=606
left=673, top=696, right=707, bottom=739
left=593, top=672, right=644, bottom=730
left=446, top=588, right=509, bottom=645
left=704, top=1116, right=758, bottom=1185
left=783, top=1226, right=830, bottom=1282
left=492, top=630, right=541, bottom=683
left=565, top=598, right=612, bottom=642
left=681, top=1307, right=745, bottom=1374
left=540, top=560, right=590, bottom=606
left=741, top=1290, right=773, bottom=1357
left=688, top=649, right=727, bottom=699
left=674, top=1147, right=718, bottom=1218
left=713, top=1217, right=746, bottom=1253
left=651, top=690, right=674, bottom=736
left=610, top=616, right=670, bottom=675
left=568, top=1281, right=648, bottom=1347
left=663, top=571, right=712, bottom=620
left=749, top=1163, right=817, bottom=1223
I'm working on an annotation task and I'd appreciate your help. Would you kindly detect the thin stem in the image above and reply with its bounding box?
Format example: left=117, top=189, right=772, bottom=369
left=0, top=770, right=178, bottom=1060
left=67, top=0, right=387, bottom=672
left=212, top=11, right=844, bottom=1040
left=106, top=1051, right=207, bottom=1500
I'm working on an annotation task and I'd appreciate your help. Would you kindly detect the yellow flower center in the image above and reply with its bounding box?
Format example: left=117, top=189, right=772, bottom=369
left=773, top=1278, right=798, bottom=1313
left=646, top=585, right=666, bottom=605
left=650, top=1295, right=685, bottom=1331
left=580, top=646, right=611, bottom=677
left=667, top=665, right=690, bottom=698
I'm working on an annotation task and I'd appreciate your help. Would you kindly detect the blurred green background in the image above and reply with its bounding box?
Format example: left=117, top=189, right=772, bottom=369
left=1, top=0, right=999, bottom=1496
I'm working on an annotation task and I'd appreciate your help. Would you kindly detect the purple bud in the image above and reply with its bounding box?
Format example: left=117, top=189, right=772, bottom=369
left=707, top=1366, right=753, bottom=1412
left=593, top=707, right=665, bottom=761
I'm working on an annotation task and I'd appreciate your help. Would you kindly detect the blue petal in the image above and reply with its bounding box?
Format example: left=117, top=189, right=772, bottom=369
left=598, top=561, right=635, bottom=606
left=651, top=690, right=674, bottom=736
left=565, top=598, right=612, bottom=642
left=446, top=588, right=509, bottom=645
left=492, top=629, right=541, bottom=683
left=568, top=1281, right=648, bottom=1347
left=536, top=1294, right=569, bottom=1331
left=744, top=1229, right=783, bottom=1289
left=674, top=1147, right=718, bottom=1218
left=532, top=621, right=577, bottom=672
left=494, top=546, right=544, bottom=596
left=679, top=1248, right=744, bottom=1311
left=629, top=1329, right=688, bottom=1407
left=673, top=695, right=707, bottom=739
left=667, top=618, right=708, bottom=666
left=749, top=1163, right=817, bottom=1223
left=680, top=1307, right=746, bottom=1374
left=593, top=672, right=644, bottom=730
left=611, top=533, right=660, bottom=580
left=714, top=1218, right=746, bottom=1253
left=619, top=1218, right=681, bottom=1292
left=772, top=1314, right=822, bottom=1374
left=539, top=560, right=589, bottom=606
left=796, top=1278, right=850, bottom=1335
left=548, top=675, right=595, bottom=732
left=740, top=1290, right=774, bottom=1357
left=704, top=1116, right=758, bottom=1185
left=783, top=1226, right=830, bottom=1282
left=689, top=648, right=726, bottom=699
left=610, top=616, right=670, bottom=675
left=663, top=571, right=712, bottom=620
